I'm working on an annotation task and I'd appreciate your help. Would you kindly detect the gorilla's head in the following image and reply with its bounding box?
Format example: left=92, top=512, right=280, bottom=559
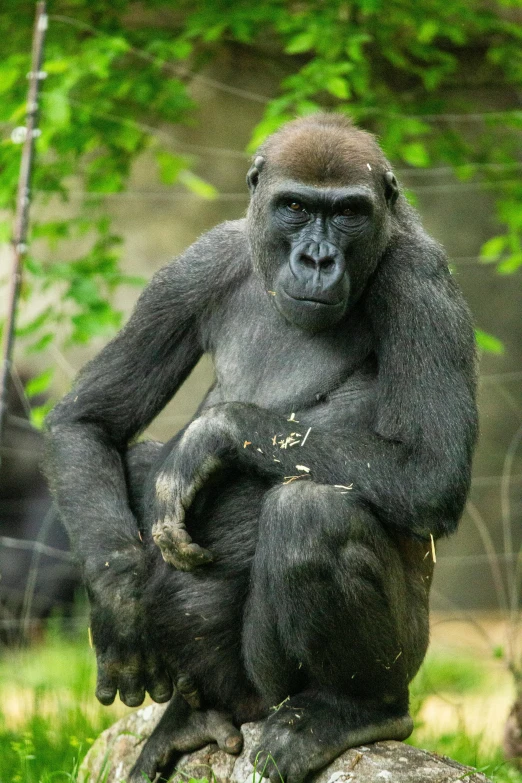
left=246, top=114, right=399, bottom=332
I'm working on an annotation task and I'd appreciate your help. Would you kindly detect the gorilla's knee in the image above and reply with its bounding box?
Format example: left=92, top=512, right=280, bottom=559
left=262, top=481, right=346, bottom=578
left=262, top=480, right=393, bottom=587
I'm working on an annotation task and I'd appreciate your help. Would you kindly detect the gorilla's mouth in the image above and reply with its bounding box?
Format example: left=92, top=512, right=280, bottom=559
left=276, top=289, right=348, bottom=331
left=282, top=290, right=344, bottom=307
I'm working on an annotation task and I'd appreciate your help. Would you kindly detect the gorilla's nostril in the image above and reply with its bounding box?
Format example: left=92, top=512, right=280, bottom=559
left=299, top=254, right=336, bottom=270
left=320, top=257, right=335, bottom=270
left=300, top=254, right=317, bottom=269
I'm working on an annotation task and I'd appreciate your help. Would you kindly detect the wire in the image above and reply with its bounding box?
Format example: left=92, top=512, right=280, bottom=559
left=9, top=366, right=32, bottom=419
left=397, top=162, right=522, bottom=177
left=0, top=534, right=74, bottom=562
left=49, top=14, right=271, bottom=105
left=411, top=110, right=522, bottom=122
left=42, top=176, right=521, bottom=204
left=27, top=94, right=522, bottom=176
left=437, top=552, right=519, bottom=565
left=405, top=179, right=521, bottom=194
left=480, top=371, right=522, bottom=383
left=4, top=93, right=518, bottom=196
left=449, top=256, right=496, bottom=265
left=471, top=474, right=522, bottom=487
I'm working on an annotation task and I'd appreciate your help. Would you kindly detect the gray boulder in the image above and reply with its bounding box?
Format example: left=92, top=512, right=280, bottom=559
left=80, top=703, right=492, bottom=783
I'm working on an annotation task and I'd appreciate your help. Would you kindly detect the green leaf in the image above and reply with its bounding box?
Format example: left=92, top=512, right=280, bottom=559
left=178, top=171, right=218, bottom=200
left=203, top=22, right=226, bottom=42
left=68, top=278, right=102, bottom=306
left=400, top=142, right=430, bottom=167
left=171, top=39, right=193, bottom=60
left=30, top=399, right=55, bottom=429
left=475, top=329, right=504, bottom=354
left=16, top=307, right=53, bottom=337
left=44, top=90, right=70, bottom=128
left=403, top=188, right=419, bottom=207
left=497, top=252, right=522, bottom=274
left=247, top=115, right=293, bottom=152
left=418, top=21, right=439, bottom=44
left=156, top=150, right=185, bottom=186
left=326, top=77, right=350, bottom=99
left=0, top=221, right=11, bottom=243
left=0, top=66, right=19, bottom=96
left=43, top=59, right=69, bottom=75
left=26, top=333, right=54, bottom=354
left=70, top=306, right=122, bottom=343
left=345, top=33, right=372, bottom=62
left=480, top=235, right=506, bottom=261
left=285, top=32, right=316, bottom=54
left=116, top=274, right=147, bottom=287
left=25, top=368, right=54, bottom=398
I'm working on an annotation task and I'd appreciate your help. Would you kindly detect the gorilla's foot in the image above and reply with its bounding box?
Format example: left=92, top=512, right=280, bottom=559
left=129, top=693, right=242, bottom=783
left=251, top=692, right=413, bottom=783
left=152, top=519, right=213, bottom=571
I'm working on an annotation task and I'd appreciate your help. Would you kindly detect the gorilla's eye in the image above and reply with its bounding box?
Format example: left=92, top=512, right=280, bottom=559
left=342, top=207, right=354, bottom=216
left=288, top=202, right=304, bottom=211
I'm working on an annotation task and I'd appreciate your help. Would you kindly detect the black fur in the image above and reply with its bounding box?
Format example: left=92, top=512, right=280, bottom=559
left=45, top=114, right=477, bottom=783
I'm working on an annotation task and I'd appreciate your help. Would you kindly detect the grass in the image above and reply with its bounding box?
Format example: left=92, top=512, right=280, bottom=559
left=0, top=619, right=129, bottom=782
left=409, top=650, right=522, bottom=783
left=1, top=621, right=521, bottom=782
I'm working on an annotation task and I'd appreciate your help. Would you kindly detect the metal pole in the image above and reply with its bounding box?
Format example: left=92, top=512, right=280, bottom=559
left=0, top=1, right=48, bottom=455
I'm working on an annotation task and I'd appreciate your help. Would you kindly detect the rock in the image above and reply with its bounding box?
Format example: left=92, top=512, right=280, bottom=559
left=80, top=703, right=493, bottom=783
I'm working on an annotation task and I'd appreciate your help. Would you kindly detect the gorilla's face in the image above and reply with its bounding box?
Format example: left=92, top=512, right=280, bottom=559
left=249, top=179, right=394, bottom=332
left=267, top=184, right=379, bottom=331
left=246, top=140, right=398, bottom=333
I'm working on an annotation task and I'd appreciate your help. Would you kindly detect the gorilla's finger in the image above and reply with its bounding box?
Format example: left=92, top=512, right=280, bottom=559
left=119, top=675, right=146, bottom=707
left=148, top=679, right=173, bottom=704
left=176, top=673, right=200, bottom=709
left=118, top=656, right=146, bottom=707
left=205, top=711, right=243, bottom=755
left=95, top=658, right=118, bottom=705
left=147, top=662, right=173, bottom=703
left=178, top=541, right=214, bottom=566
left=160, top=543, right=213, bottom=571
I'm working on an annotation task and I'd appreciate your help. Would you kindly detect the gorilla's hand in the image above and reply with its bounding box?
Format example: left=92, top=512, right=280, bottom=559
left=151, top=409, right=237, bottom=570
left=86, top=548, right=173, bottom=707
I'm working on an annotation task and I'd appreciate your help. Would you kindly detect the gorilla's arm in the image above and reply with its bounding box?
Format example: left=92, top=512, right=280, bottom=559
left=45, top=224, right=245, bottom=705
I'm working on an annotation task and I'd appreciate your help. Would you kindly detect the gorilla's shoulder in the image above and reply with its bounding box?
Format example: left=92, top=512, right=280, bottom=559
left=196, top=219, right=248, bottom=250
left=184, top=218, right=251, bottom=280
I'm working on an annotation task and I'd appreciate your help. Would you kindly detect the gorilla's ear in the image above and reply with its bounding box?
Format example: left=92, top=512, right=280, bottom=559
left=246, top=156, right=266, bottom=194
left=384, top=171, right=399, bottom=206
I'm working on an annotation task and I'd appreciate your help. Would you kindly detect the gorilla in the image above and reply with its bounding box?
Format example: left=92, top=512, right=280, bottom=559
left=45, top=113, right=477, bottom=783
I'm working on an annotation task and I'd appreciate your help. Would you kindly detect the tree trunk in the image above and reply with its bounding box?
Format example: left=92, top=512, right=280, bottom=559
left=504, top=690, right=522, bottom=769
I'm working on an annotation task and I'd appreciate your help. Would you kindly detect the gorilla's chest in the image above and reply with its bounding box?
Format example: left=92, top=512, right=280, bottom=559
left=208, top=280, right=369, bottom=412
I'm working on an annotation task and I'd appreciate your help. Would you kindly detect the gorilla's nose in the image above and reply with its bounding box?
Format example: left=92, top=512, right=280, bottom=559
left=290, top=241, right=345, bottom=286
